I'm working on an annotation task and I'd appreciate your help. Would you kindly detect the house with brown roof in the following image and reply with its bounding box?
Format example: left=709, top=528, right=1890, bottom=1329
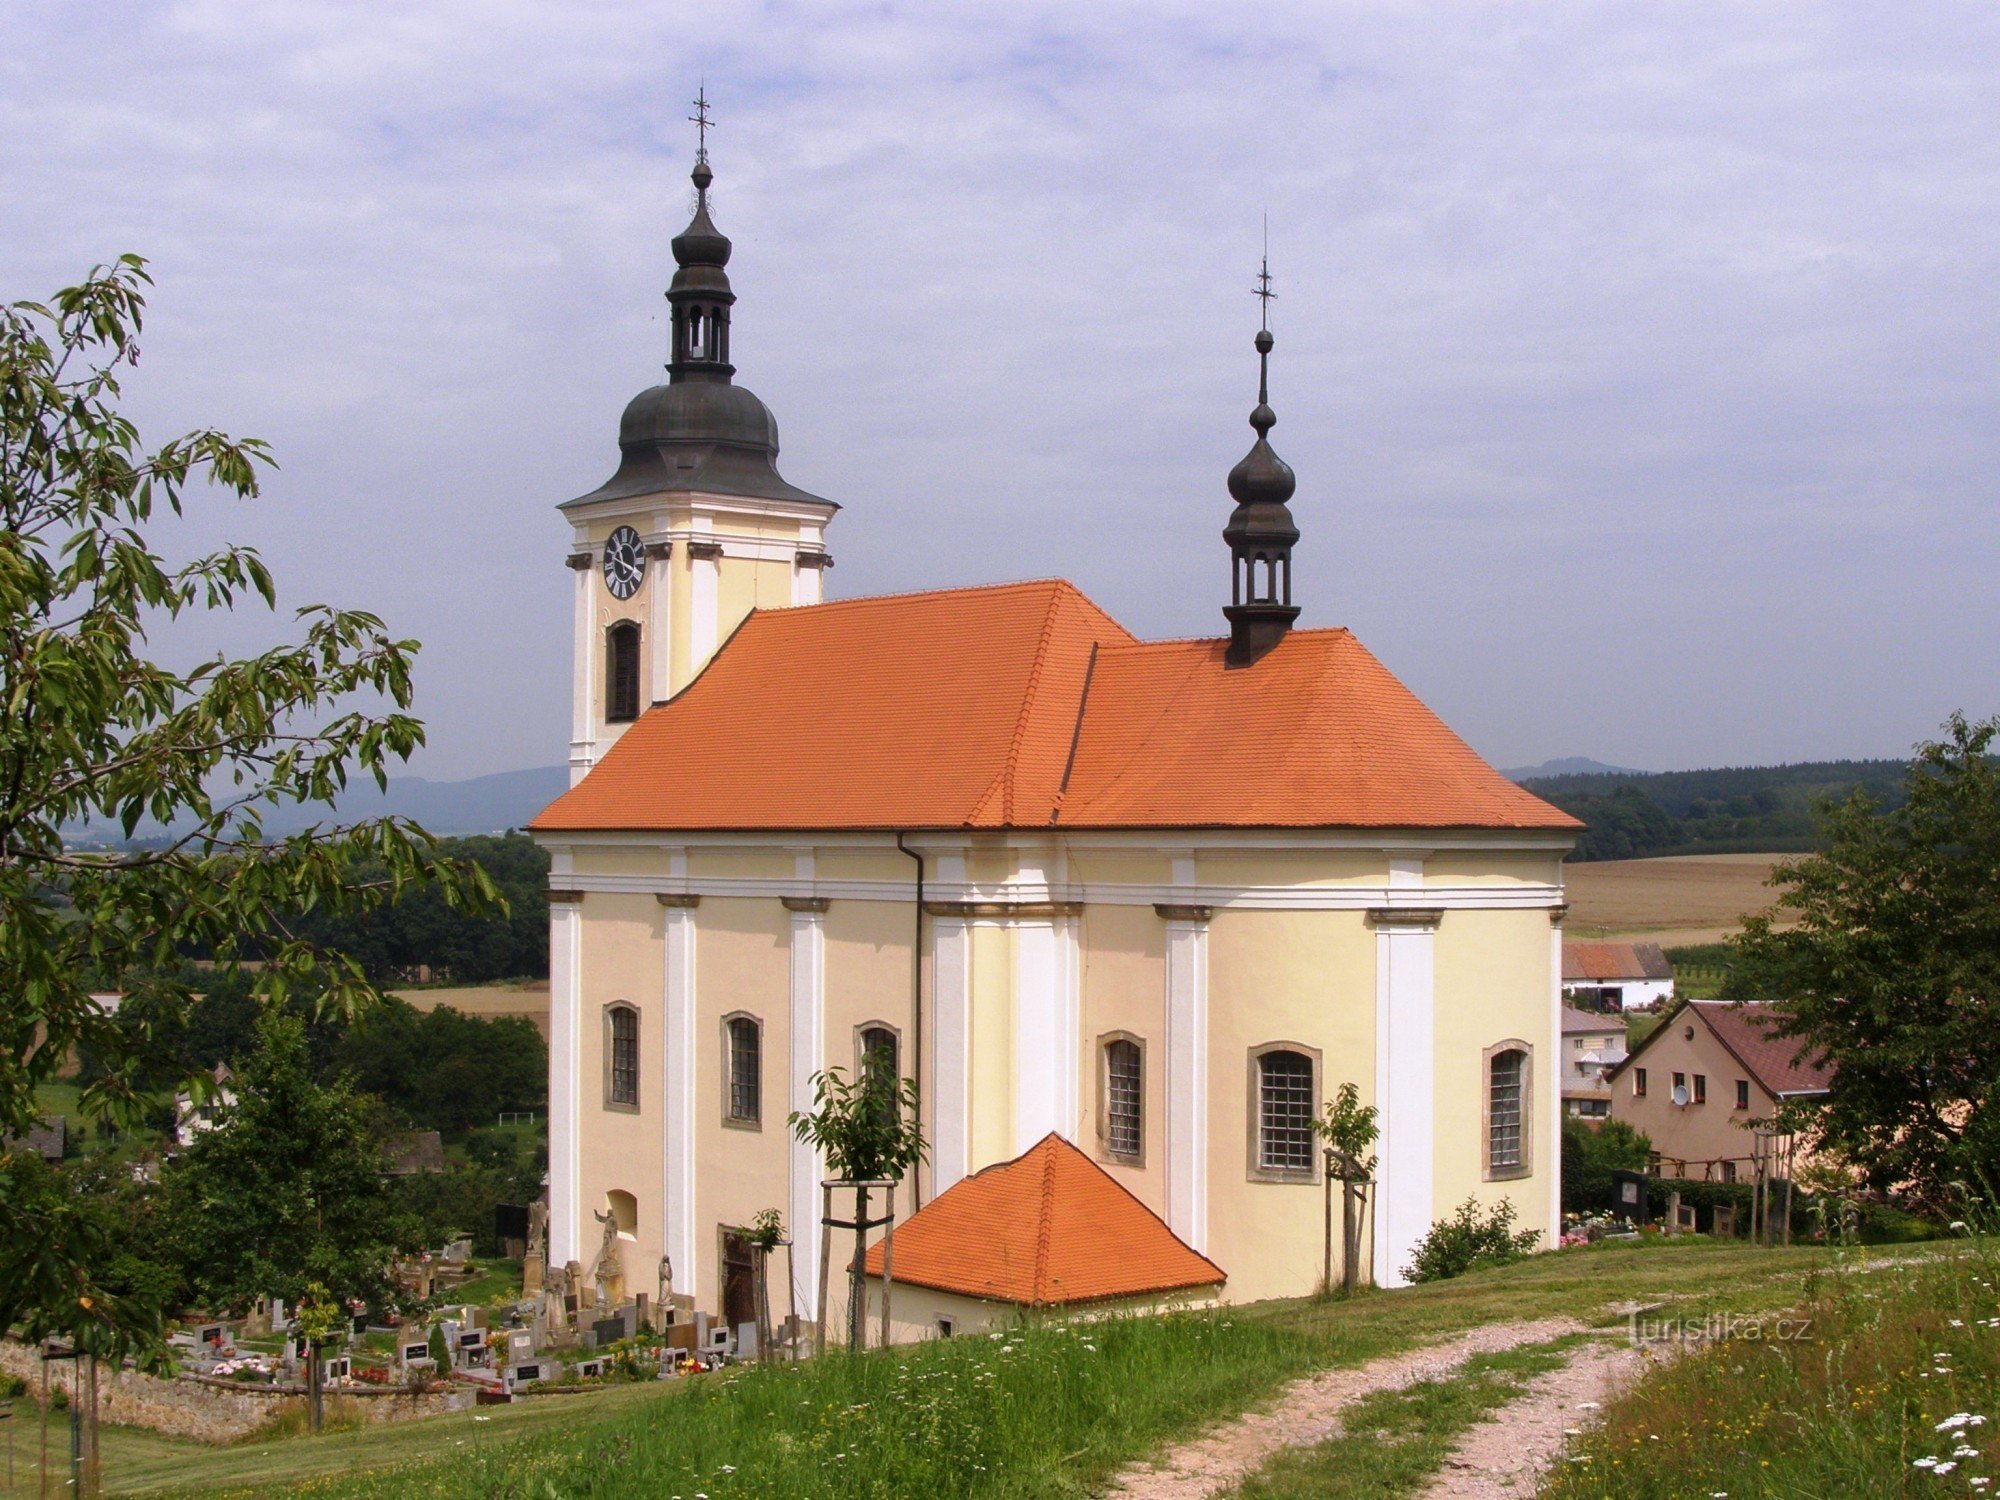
left=527, top=132, right=1579, bottom=1324
left=1607, top=999, right=1832, bottom=1179
left=860, top=1134, right=1224, bottom=1338
left=1562, top=941, right=1675, bottom=1012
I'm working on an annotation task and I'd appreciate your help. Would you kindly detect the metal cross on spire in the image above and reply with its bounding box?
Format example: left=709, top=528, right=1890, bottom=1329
left=689, top=84, right=714, bottom=165
left=1254, top=214, right=1275, bottom=331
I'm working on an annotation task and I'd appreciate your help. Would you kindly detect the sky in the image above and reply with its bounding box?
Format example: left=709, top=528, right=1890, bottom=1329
left=5, top=1, right=1998, bottom=780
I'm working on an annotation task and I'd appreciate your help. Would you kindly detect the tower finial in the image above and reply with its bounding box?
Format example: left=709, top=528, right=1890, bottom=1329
left=689, top=84, right=714, bottom=168
left=1222, top=229, right=1300, bottom=668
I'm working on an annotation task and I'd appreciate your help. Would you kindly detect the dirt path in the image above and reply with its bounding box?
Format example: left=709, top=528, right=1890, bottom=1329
left=1416, top=1336, right=1654, bottom=1499
left=1103, top=1317, right=1586, bottom=1500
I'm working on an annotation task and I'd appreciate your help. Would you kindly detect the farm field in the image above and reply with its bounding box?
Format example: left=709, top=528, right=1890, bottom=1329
left=19, top=1239, right=1916, bottom=1498
left=1561, top=852, right=1791, bottom=944
left=391, top=980, right=550, bottom=1042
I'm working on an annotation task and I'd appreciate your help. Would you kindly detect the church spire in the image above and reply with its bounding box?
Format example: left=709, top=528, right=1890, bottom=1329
left=1222, top=245, right=1301, bottom=667
left=667, top=86, right=735, bottom=384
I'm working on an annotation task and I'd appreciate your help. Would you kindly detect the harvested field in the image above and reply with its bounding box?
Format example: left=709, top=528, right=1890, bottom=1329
left=391, top=981, right=549, bottom=1041
left=1561, top=853, right=1790, bottom=943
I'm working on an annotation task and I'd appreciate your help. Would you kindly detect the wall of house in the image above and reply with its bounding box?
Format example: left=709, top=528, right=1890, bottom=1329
left=1609, top=1014, right=1771, bottom=1176
left=857, top=1281, right=1222, bottom=1346
left=1564, top=978, right=1675, bottom=1012
left=542, top=832, right=1568, bottom=1320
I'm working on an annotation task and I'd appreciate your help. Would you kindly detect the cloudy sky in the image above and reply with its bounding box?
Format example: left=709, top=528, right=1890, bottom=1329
left=6, top=2, right=1997, bottom=780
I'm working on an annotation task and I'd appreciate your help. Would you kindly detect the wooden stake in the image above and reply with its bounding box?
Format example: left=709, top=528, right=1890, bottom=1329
left=816, top=1182, right=832, bottom=1360
left=879, top=1184, right=894, bottom=1349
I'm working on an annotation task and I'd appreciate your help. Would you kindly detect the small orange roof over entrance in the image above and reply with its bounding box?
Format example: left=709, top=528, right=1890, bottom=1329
left=861, top=1133, right=1224, bottom=1307
left=531, top=579, right=1578, bottom=834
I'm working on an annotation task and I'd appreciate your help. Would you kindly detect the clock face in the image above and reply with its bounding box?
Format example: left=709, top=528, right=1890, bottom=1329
left=602, top=526, right=645, bottom=600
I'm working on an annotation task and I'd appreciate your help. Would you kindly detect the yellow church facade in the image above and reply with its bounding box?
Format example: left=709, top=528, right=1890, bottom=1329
left=532, top=143, right=1577, bottom=1328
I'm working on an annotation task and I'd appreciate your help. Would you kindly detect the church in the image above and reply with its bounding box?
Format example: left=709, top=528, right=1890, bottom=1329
left=529, top=130, right=1579, bottom=1330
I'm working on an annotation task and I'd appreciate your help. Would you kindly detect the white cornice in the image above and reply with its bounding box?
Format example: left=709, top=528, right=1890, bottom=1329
left=551, top=871, right=1565, bottom=913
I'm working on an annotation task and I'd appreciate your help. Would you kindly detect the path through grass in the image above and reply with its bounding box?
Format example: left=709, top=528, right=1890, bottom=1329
left=41, top=1238, right=1902, bottom=1498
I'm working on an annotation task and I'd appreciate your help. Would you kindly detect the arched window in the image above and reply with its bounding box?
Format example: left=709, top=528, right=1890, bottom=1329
left=687, top=308, right=705, bottom=359
left=1254, top=1047, right=1316, bottom=1177
left=606, top=621, right=641, bottom=723
left=1486, top=1044, right=1531, bottom=1179
left=725, top=1014, right=761, bottom=1127
left=858, top=1024, right=901, bottom=1126
left=605, top=1003, right=639, bottom=1109
left=1102, top=1036, right=1143, bottom=1161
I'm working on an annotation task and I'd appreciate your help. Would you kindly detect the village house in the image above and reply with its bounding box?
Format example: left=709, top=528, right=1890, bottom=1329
left=528, top=136, right=1579, bottom=1327
left=1607, top=999, right=1831, bottom=1179
left=1562, top=940, right=1675, bottom=1012
left=1559, top=1004, right=1627, bottom=1119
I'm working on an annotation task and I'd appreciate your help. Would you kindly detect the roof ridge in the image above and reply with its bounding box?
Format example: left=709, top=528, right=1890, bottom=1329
left=971, top=584, right=1072, bottom=826
left=1031, top=1137, right=1058, bottom=1303
left=765, top=576, right=1079, bottom=614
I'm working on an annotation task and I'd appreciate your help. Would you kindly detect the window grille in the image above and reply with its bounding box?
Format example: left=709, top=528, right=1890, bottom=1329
left=727, top=1017, right=760, bottom=1124
left=1257, top=1050, right=1315, bottom=1173
left=1488, top=1049, right=1526, bottom=1171
left=608, top=1006, right=639, bottom=1106
left=1105, top=1040, right=1142, bottom=1158
left=606, top=622, right=641, bottom=723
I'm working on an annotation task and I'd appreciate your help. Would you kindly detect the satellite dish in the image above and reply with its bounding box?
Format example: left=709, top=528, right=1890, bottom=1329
left=1670, top=1083, right=1691, bottom=1108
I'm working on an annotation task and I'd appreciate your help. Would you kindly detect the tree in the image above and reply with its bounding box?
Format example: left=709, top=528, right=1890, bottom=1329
left=159, top=1009, right=424, bottom=1314
left=0, top=259, right=495, bottom=1360
left=1561, top=1117, right=1652, bottom=1215
left=789, top=1066, right=926, bottom=1353
left=1734, top=713, right=2000, bottom=1211
left=1310, top=1082, right=1378, bottom=1295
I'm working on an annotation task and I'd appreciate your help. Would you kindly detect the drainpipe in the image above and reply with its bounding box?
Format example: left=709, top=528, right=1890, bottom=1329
left=895, top=832, right=925, bottom=1210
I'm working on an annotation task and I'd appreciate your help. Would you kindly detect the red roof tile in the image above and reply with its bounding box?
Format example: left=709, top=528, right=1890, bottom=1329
left=1692, top=1000, right=1833, bottom=1097
left=531, top=580, right=1579, bottom=834
left=860, top=1134, right=1224, bottom=1307
left=1563, top=941, right=1674, bottom=982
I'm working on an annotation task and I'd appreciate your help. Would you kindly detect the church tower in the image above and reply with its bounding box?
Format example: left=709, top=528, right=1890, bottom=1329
left=1221, top=256, right=1300, bottom=667
left=559, top=94, right=837, bottom=784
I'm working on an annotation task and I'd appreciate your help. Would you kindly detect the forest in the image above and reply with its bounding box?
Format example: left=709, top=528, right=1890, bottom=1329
left=1520, top=758, right=1910, bottom=861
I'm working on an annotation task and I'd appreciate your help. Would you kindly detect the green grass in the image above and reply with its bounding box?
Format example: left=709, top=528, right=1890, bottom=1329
left=1543, top=1238, right=2000, bottom=1499
left=65, top=1238, right=1875, bottom=1500
left=1225, top=1336, right=1585, bottom=1499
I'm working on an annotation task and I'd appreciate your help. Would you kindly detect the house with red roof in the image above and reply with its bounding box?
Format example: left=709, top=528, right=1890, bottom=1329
left=1607, top=999, right=1832, bottom=1179
left=860, top=1134, right=1225, bottom=1338
left=1562, top=941, right=1676, bottom=1012
left=527, top=133, right=1578, bottom=1332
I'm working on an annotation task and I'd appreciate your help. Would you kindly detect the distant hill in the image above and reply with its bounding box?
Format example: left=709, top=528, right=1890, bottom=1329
left=1502, top=757, right=1648, bottom=780
left=1520, top=759, right=1910, bottom=862
left=73, top=764, right=570, bottom=845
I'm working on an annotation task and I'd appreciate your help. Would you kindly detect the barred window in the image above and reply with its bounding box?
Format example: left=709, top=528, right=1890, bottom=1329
left=1488, top=1048, right=1526, bottom=1172
left=607, top=1004, right=639, bottom=1107
left=860, top=1025, right=900, bottom=1127
left=726, top=1016, right=760, bottom=1125
left=606, top=622, right=641, bottom=723
left=1257, top=1049, right=1315, bottom=1174
left=1105, top=1039, right=1142, bottom=1159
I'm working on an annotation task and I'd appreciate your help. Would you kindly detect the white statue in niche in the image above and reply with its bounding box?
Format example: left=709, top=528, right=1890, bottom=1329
left=590, top=1209, right=626, bottom=1309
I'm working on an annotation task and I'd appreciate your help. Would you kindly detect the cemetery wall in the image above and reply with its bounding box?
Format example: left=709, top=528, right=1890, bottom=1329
left=0, top=1341, right=472, bottom=1442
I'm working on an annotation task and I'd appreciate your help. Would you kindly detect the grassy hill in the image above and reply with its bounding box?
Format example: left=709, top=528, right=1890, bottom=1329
left=1520, top=759, right=1909, bottom=861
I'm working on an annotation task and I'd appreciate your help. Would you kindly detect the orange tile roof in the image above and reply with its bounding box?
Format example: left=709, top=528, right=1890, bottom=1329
left=859, top=1133, right=1224, bottom=1306
left=531, top=579, right=1579, bottom=834
left=1563, top=941, right=1674, bottom=982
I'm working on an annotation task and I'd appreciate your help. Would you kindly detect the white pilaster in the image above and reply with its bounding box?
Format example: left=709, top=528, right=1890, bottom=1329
left=646, top=541, right=673, bottom=705
left=661, top=852, right=697, bottom=1294
left=787, top=892, right=826, bottom=1315
left=1163, top=916, right=1210, bottom=1254
left=568, top=559, right=595, bottom=786
left=930, top=916, right=971, bottom=1194
left=549, top=890, right=582, bottom=1265
left=1010, top=910, right=1079, bottom=1153
left=1374, top=912, right=1438, bottom=1290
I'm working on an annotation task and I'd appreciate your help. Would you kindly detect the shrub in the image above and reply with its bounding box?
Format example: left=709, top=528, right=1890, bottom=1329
left=1562, top=1117, right=1652, bottom=1214
left=1403, top=1198, right=1542, bottom=1283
